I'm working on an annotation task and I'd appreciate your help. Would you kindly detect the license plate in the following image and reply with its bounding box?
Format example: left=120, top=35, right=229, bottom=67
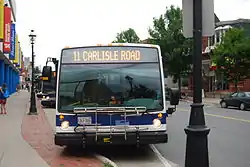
left=103, top=137, right=111, bottom=143
left=78, top=117, right=92, bottom=125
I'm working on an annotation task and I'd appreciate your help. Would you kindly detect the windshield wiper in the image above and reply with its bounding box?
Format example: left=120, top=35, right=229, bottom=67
left=73, top=106, right=147, bottom=115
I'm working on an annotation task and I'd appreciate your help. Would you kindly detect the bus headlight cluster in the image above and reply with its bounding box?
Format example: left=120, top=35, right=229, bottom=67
left=153, top=118, right=161, bottom=128
left=61, top=121, right=69, bottom=130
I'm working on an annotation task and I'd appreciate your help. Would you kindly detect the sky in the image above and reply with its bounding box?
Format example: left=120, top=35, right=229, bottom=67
left=15, top=0, right=250, bottom=68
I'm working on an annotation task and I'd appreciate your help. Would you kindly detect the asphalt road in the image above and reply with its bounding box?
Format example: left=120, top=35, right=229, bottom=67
left=154, top=101, right=250, bottom=167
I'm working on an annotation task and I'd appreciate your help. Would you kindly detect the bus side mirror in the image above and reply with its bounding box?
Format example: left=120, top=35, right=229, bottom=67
left=42, top=66, right=52, bottom=82
left=170, top=88, right=180, bottom=105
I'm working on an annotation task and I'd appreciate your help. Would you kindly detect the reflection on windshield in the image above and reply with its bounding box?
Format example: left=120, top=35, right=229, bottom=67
left=246, top=92, right=250, bottom=97
left=58, top=63, right=163, bottom=112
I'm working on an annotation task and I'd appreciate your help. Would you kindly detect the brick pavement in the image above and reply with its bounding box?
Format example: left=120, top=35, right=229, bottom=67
left=21, top=91, right=102, bottom=167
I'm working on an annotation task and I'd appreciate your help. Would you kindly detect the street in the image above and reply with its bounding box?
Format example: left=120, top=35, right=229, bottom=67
left=43, top=100, right=250, bottom=167
left=2, top=90, right=250, bottom=167
left=155, top=101, right=250, bottom=167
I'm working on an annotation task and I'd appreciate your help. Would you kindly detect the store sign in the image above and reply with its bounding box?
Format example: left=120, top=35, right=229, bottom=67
left=3, top=6, right=11, bottom=53
left=9, top=23, right=16, bottom=60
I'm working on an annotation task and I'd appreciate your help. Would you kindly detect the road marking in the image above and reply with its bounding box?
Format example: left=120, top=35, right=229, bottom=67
left=177, top=108, right=250, bottom=123
left=205, top=113, right=250, bottom=123
left=150, top=144, right=176, bottom=167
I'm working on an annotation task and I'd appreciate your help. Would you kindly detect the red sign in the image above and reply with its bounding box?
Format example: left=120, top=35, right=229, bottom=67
left=3, top=6, right=11, bottom=53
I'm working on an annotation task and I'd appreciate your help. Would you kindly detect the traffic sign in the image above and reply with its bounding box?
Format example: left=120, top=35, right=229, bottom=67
left=182, top=0, right=215, bottom=38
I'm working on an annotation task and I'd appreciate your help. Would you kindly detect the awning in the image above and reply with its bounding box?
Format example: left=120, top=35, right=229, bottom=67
left=0, top=51, right=20, bottom=73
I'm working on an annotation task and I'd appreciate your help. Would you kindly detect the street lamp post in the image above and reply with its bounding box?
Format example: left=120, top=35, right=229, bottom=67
left=184, top=0, right=210, bottom=167
left=28, top=30, right=37, bottom=115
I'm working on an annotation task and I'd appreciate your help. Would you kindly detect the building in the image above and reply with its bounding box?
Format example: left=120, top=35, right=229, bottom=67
left=0, top=0, right=24, bottom=93
left=192, top=18, right=250, bottom=94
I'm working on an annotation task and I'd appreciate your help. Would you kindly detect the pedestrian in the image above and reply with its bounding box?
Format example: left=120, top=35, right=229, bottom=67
left=16, top=84, right=21, bottom=95
left=26, top=83, right=30, bottom=92
left=0, top=83, right=10, bottom=115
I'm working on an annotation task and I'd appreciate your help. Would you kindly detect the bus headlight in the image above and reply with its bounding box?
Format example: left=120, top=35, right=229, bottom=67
left=46, top=96, right=50, bottom=100
left=61, top=121, right=69, bottom=130
left=153, top=119, right=161, bottom=128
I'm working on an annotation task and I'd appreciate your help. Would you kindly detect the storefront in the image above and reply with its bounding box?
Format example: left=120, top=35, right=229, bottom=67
left=0, top=0, right=22, bottom=94
left=0, top=51, right=19, bottom=94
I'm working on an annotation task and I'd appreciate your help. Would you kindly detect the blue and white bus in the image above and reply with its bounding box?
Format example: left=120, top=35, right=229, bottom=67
left=52, top=43, right=179, bottom=147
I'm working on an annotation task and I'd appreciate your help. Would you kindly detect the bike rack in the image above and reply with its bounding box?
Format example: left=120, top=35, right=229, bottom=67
left=73, top=106, right=149, bottom=142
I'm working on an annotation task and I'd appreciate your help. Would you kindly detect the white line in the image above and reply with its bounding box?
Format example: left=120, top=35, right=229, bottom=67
left=150, top=144, right=173, bottom=167
left=94, top=153, right=119, bottom=167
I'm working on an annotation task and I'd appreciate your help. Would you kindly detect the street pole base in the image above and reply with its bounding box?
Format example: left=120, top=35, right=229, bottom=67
left=184, top=103, right=210, bottom=167
left=184, top=126, right=210, bottom=167
left=29, top=105, right=37, bottom=115
left=28, top=111, right=37, bottom=115
left=29, top=91, right=37, bottom=115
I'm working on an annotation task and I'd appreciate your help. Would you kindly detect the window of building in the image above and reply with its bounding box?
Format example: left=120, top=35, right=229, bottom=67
left=216, top=31, right=220, bottom=43
left=209, top=35, right=215, bottom=46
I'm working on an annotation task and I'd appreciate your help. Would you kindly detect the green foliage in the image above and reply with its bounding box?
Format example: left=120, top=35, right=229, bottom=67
left=113, top=28, right=140, bottom=43
left=148, top=5, right=192, bottom=83
left=103, top=162, right=114, bottom=167
left=212, top=28, right=250, bottom=90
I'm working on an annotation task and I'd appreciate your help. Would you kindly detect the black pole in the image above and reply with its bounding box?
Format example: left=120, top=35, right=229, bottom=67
left=54, top=60, right=58, bottom=91
left=184, top=0, right=210, bottom=167
left=29, top=33, right=37, bottom=115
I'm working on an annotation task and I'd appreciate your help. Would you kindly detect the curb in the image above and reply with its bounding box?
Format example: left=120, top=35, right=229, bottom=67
left=180, top=99, right=219, bottom=106
left=94, top=154, right=119, bottom=167
left=22, top=96, right=102, bottom=167
left=149, top=145, right=178, bottom=167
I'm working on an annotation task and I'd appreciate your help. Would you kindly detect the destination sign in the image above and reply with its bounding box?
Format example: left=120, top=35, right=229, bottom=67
left=61, top=46, right=159, bottom=64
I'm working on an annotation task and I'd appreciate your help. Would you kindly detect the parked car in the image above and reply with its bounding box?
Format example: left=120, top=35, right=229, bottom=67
left=37, top=91, right=55, bottom=99
left=220, top=92, right=250, bottom=110
left=41, top=92, right=56, bottom=108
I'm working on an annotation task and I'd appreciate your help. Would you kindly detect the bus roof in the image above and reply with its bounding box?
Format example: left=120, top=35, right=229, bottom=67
left=63, top=43, right=160, bottom=50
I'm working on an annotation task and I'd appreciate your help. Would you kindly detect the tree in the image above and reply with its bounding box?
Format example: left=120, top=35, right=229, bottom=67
left=148, top=5, right=192, bottom=92
left=212, top=28, right=250, bottom=91
left=113, top=28, right=140, bottom=43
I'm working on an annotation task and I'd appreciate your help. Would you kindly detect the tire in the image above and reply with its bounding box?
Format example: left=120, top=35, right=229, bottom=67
left=220, top=101, right=227, bottom=108
left=239, top=103, right=246, bottom=111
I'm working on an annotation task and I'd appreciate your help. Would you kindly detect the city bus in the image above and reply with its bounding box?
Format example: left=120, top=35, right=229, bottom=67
left=43, top=43, right=180, bottom=147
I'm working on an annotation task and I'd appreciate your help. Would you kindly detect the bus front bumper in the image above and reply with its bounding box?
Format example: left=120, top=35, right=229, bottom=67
left=55, top=131, right=168, bottom=146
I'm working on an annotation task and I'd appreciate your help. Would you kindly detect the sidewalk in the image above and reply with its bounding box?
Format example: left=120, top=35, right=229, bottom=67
left=0, top=90, right=49, bottom=167
left=22, top=92, right=102, bottom=167
left=0, top=90, right=102, bottom=167
left=181, top=97, right=221, bottom=105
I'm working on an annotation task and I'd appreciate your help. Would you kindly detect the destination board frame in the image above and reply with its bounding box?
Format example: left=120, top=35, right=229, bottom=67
left=61, top=46, right=159, bottom=64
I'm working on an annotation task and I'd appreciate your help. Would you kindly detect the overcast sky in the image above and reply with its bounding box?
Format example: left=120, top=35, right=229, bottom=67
left=15, top=0, right=250, bottom=67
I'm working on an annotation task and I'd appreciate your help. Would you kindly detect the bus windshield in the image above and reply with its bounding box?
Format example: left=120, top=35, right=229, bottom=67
left=58, top=46, right=164, bottom=112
